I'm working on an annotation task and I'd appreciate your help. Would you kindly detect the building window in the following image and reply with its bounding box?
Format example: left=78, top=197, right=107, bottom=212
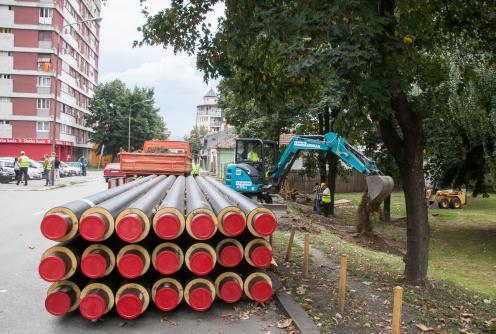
left=0, top=74, right=11, bottom=79
left=38, top=31, right=51, bottom=41
left=37, top=76, right=51, bottom=87
left=39, top=8, right=53, bottom=24
left=37, top=121, right=49, bottom=132
left=60, top=124, right=73, bottom=135
left=0, top=120, right=10, bottom=124
left=0, top=97, right=11, bottom=103
left=0, top=28, right=13, bottom=33
left=37, top=98, right=50, bottom=109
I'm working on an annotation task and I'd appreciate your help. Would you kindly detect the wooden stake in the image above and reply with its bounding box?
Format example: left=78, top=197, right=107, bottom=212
left=284, top=225, right=296, bottom=262
left=338, top=254, right=348, bottom=313
left=303, top=233, right=310, bottom=278
left=392, top=286, right=403, bottom=334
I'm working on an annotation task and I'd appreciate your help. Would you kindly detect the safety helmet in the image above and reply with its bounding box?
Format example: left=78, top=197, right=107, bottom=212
left=321, top=182, right=326, bottom=187
left=20, top=151, right=25, bottom=154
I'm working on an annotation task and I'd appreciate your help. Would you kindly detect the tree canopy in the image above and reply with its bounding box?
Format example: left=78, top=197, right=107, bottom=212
left=87, top=80, right=167, bottom=158
left=137, top=0, right=496, bottom=284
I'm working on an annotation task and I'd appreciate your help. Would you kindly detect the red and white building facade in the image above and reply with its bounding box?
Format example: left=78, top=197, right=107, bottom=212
left=0, top=0, right=100, bottom=161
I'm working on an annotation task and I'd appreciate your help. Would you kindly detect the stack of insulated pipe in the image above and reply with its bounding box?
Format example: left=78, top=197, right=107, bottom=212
left=39, top=172, right=277, bottom=321
left=40, top=175, right=156, bottom=242
left=78, top=175, right=165, bottom=242
left=195, top=176, right=275, bottom=303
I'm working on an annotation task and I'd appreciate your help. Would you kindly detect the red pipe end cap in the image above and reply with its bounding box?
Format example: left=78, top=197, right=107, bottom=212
left=118, top=254, right=144, bottom=279
left=79, top=294, right=106, bottom=321
left=190, top=214, right=215, bottom=239
left=155, top=287, right=180, bottom=311
left=155, top=214, right=180, bottom=239
left=155, top=250, right=180, bottom=275
left=221, top=212, right=245, bottom=236
left=45, top=291, right=71, bottom=316
left=116, top=294, right=142, bottom=320
left=81, top=253, right=108, bottom=278
left=219, top=281, right=242, bottom=303
left=189, top=251, right=214, bottom=275
left=219, top=245, right=242, bottom=267
left=116, top=215, right=144, bottom=242
left=39, top=256, right=66, bottom=282
left=252, top=213, right=276, bottom=236
left=250, top=246, right=273, bottom=268
left=40, top=214, right=69, bottom=241
left=79, top=214, right=107, bottom=241
left=250, top=281, right=272, bottom=303
left=189, top=287, right=213, bottom=311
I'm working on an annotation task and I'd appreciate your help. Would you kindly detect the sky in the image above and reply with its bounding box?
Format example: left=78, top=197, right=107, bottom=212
left=99, top=1, right=223, bottom=138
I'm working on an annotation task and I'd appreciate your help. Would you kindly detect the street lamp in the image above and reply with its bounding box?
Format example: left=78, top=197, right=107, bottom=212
left=127, top=99, right=153, bottom=151
left=51, top=16, right=102, bottom=185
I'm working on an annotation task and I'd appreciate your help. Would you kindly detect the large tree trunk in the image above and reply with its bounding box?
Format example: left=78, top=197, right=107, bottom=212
left=379, top=93, right=430, bottom=285
left=328, top=155, right=338, bottom=215
left=383, top=195, right=391, bottom=223
left=318, top=112, right=327, bottom=182
left=327, top=107, right=340, bottom=216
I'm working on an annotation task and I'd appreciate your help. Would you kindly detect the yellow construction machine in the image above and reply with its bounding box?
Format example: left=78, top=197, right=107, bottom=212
left=426, top=188, right=467, bottom=209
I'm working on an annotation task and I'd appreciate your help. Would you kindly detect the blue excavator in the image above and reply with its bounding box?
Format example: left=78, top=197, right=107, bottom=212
left=224, top=132, right=394, bottom=206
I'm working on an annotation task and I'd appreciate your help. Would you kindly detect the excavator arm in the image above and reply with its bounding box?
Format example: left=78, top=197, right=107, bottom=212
left=270, top=133, right=394, bottom=204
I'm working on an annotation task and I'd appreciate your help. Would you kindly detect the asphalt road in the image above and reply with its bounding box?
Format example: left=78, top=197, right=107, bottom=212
left=0, top=174, right=286, bottom=333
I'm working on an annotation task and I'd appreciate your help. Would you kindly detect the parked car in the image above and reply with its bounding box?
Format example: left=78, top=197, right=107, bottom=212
left=28, top=159, right=43, bottom=180
left=60, top=161, right=80, bottom=176
left=103, top=163, right=125, bottom=182
left=0, top=157, right=41, bottom=180
left=66, top=162, right=83, bottom=175
left=0, top=160, right=15, bottom=183
left=58, top=162, right=70, bottom=177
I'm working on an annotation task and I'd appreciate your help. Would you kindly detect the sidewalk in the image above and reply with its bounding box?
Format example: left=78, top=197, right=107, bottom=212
left=0, top=171, right=102, bottom=191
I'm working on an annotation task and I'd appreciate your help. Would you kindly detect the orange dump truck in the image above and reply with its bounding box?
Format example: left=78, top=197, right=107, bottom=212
left=119, top=140, right=192, bottom=176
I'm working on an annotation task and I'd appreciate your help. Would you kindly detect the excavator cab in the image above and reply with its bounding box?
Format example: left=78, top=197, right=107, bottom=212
left=225, top=139, right=277, bottom=194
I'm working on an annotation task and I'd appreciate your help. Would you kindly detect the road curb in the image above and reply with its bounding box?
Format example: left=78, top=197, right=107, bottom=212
left=270, top=273, right=320, bottom=334
left=0, top=177, right=100, bottom=192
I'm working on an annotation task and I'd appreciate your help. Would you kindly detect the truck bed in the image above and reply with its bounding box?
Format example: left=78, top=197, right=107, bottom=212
left=119, top=140, right=192, bottom=176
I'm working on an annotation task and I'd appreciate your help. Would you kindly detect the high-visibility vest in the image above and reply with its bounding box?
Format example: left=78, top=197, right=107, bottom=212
left=44, top=159, right=52, bottom=171
left=248, top=151, right=260, bottom=162
left=192, top=163, right=200, bottom=174
left=322, top=188, right=331, bottom=203
left=20, top=156, right=30, bottom=168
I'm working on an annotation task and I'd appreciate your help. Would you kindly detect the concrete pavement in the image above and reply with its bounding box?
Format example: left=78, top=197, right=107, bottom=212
left=0, top=171, right=101, bottom=191
left=0, top=174, right=287, bottom=333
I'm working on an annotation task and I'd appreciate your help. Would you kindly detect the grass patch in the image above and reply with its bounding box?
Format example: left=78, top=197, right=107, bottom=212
left=309, top=191, right=496, bottom=297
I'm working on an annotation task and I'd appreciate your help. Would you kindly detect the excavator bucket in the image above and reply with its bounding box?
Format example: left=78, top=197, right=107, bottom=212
left=366, top=175, right=395, bottom=205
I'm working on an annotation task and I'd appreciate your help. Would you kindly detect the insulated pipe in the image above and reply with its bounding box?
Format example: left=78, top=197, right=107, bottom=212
left=115, top=281, right=150, bottom=320
left=151, top=242, right=184, bottom=275
left=45, top=279, right=85, bottom=316
left=152, top=277, right=183, bottom=311
left=152, top=176, right=186, bottom=240
left=40, top=175, right=155, bottom=242
left=78, top=175, right=162, bottom=242
left=185, top=176, right=218, bottom=240
left=204, top=176, right=276, bottom=237
left=80, top=244, right=115, bottom=279
left=79, top=279, right=116, bottom=321
left=115, top=175, right=175, bottom=243
left=38, top=241, right=84, bottom=282
left=184, top=278, right=215, bottom=312
left=196, top=176, right=246, bottom=237
left=116, top=244, right=151, bottom=279
left=244, top=272, right=273, bottom=303
left=214, top=272, right=243, bottom=304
